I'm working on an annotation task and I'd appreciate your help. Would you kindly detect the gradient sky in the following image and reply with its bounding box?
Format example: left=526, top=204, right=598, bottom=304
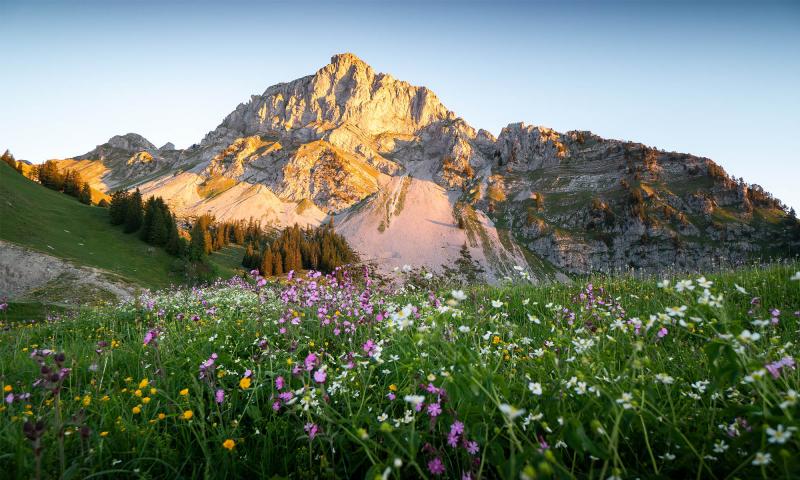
left=2, top=0, right=799, bottom=209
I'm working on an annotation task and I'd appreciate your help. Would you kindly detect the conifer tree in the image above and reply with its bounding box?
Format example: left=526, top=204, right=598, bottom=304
left=123, top=189, right=144, bottom=233
left=79, top=183, right=92, bottom=204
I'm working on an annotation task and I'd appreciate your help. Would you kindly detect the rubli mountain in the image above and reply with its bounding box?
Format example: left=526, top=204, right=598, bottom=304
left=54, top=53, right=799, bottom=280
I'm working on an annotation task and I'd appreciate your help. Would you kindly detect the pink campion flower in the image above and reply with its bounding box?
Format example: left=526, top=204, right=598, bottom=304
left=657, top=327, right=668, bottom=338
left=304, top=353, right=317, bottom=371
left=275, top=376, right=285, bottom=390
left=143, top=329, right=159, bottom=346
left=537, top=434, right=550, bottom=452
left=465, top=439, right=479, bottom=455
left=304, top=422, right=319, bottom=440
left=313, top=369, right=327, bottom=384
left=427, top=402, right=442, bottom=417
left=272, top=400, right=281, bottom=411
left=447, top=432, right=459, bottom=448
left=766, top=356, right=796, bottom=379
left=362, top=339, right=376, bottom=356
left=215, top=389, right=225, bottom=404
left=257, top=278, right=267, bottom=287
left=427, top=457, right=445, bottom=476
left=450, top=421, right=464, bottom=435
left=243, top=369, right=252, bottom=378
left=387, top=392, right=396, bottom=400
left=0, top=302, right=8, bottom=311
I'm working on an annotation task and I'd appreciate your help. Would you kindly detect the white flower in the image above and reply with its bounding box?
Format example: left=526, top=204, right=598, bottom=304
left=393, top=458, right=403, bottom=468
left=403, top=395, right=425, bottom=407
left=491, top=299, right=504, bottom=308
left=451, top=290, right=467, bottom=301
left=655, top=373, right=675, bottom=385
left=752, top=452, right=771, bottom=466
left=522, top=299, right=530, bottom=305
left=572, top=337, right=595, bottom=354
left=657, top=279, right=670, bottom=289
left=377, top=413, right=388, bottom=422
left=660, top=452, right=676, bottom=461
left=697, top=276, right=713, bottom=289
left=766, top=424, right=796, bottom=444
left=499, top=403, right=526, bottom=420
left=458, top=325, right=471, bottom=333
left=390, top=304, right=415, bottom=330
left=738, top=329, right=760, bottom=343
left=790, top=271, right=800, bottom=281
left=532, top=348, right=545, bottom=358
left=528, top=382, right=543, bottom=395
left=665, top=305, right=687, bottom=318
left=780, top=389, right=798, bottom=409
left=734, top=283, right=748, bottom=294
left=675, top=279, right=695, bottom=292
left=527, top=314, right=541, bottom=324
left=713, top=440, right=728, bottom=453
left=401, top=264, right=413, bottom=272
left=616, top=392, right=634, bottom=409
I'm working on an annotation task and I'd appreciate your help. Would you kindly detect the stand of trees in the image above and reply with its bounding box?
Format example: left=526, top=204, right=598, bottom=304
left=1, top=150, right=23, bottom=174
left=109, top=189, right=185, bottom=256
left=241, top=221, right=357, bottom=276
left=32, top=160, right=92, bottom=204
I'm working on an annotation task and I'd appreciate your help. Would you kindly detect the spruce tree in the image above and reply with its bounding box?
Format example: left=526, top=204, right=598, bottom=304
left=123, top=189, right=144, bottom=233
left=79, top=183, right=92, bottom=204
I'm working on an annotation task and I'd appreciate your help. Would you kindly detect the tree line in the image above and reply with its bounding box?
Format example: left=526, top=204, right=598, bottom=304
left=1, top=150, right=24, bottom=174
left=23, top=159, right=93, bottom=205
left=241, top=220, right=357, bottom=276
left=108, top=189, right=185, bottom=256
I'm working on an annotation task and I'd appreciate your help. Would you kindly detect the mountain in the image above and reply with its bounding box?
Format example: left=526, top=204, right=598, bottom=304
left=52, top=53, right=800, bottom=280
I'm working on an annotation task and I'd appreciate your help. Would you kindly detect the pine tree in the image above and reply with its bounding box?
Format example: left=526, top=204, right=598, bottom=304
left=272, top=250, right=283, bottom=276
left=109, top=191, right=129, bottom=225
left=79, top=183, right=92, bottom=204
left=189, top=220, right=208, bottom=260
left=260, top=248, right=273, bottom=276
left=123, top=189, right=144, bottom=233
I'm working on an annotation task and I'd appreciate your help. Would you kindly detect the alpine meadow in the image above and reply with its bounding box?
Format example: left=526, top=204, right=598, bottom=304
left=2, top=1, right=800, bottom=479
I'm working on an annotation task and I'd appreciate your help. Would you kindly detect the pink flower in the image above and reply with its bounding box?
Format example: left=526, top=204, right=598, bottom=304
left=304, top=422, right=319, bottom=440
left=313, top=369, right=327, bottom=384
left=275, top=376, right=285, bottom=390
left=427, top=457, right=445, bottom=475
left=450, top=420, right=464, bottom=435
left=304, top=353, right=317, bottom=371
left=427, top=402, right=442, bottom=417
left=465, top=440, right=479, bottom=455
left=215, top=389, right=225, bottom=404
left=362, top=339, right=376, bottom=356
left=272, top=400, right=281, bottom=411
left=657, top=327, right=668, bottom=338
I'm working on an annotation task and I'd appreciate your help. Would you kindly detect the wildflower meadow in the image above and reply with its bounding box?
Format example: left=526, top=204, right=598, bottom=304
left=1, top=264, right=799, bottom=479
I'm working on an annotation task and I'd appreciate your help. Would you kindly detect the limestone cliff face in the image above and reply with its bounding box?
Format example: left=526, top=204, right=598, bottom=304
left=53, top=53, right=799, bottom=279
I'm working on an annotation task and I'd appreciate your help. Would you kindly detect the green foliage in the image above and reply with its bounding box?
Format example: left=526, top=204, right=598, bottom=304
left=0, top=262, right=798, bottom=479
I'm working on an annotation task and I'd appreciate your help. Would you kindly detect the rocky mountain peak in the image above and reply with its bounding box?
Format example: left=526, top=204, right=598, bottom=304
left=106, top=133, right=157, bottom=153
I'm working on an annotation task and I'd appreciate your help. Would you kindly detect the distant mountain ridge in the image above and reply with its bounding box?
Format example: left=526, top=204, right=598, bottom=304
left=53, top=53, right=800, bottom=280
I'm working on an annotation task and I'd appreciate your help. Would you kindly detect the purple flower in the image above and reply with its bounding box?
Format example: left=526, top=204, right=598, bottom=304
left=143, top=329, right=159, bottom=346
left=657, top=327, right=668, bottom=338
left=313, top=368, right=327, bottom=384
left=465, top=440, right=479, bottom=455
left=427, top=402, right=442, bottom=417
left=244, top=369, right=252, bottom=378
left=5, top=393, right=13, bottom=404
left=215, top=389, right=225, bottom=404
left=304, top=353, right=317, bottom=371
left=272, top=400, right=281, bottom=411
left=304, top=422, right=319, bottom=440
left=275, top=376, right=285, bottom=390
left=450, top=420, right=464, bottom=435
left=427, top=457, right=445, bottom=475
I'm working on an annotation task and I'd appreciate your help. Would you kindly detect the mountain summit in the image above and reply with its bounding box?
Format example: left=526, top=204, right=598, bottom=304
left=54, top=53, right=799, bottom=280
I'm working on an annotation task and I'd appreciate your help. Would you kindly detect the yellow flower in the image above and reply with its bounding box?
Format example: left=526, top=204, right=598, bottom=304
left=182, top=410, right=193, bottom=420
left=101, top=395, right=110, bottom=402
left=3, top=385, right=11, bottom=393
left=82, top=395, right=91, bottom=407
left=158, top=413, right=166, bottom=420
left=139, top=378, right=149, bottom=389
left=286, top=358, right=293, bottom=366
left=150, top=388, right=158, bottom=395
left=132, top=405, right=142, bottom=415
left=134, top=389, right=142, bottom=397
left=239, top=377, right=251, bottom=390
left=492, top=335, right=501, bottom=345
left=388, top=384, right=398, bottom=392
left=222, top=439, right=236, bottom=450
left=100, top=431, right=109, bottom=437
left=217, top=370, right=225, bottom=379
left=142, top=397, right=151, bottom=404
left=180, top=388, right=189, bottom=396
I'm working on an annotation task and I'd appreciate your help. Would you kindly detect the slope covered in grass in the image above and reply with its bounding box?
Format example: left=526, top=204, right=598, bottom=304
left=0, top=162, right=180, bottom=288
left=0, top=162, right=239, bottom=291
left=1, top=262, right=798, bottom=478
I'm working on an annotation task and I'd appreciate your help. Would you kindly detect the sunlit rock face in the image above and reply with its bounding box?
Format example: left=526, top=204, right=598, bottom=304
left=52, top=53, right=799, bottom=279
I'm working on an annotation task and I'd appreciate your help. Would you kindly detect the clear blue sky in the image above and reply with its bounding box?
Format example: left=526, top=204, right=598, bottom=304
left=2, top=0, right=798, bottom=209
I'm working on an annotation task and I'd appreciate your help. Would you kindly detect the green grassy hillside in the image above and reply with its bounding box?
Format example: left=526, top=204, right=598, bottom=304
left=0, top=162, right=240, bottom=291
